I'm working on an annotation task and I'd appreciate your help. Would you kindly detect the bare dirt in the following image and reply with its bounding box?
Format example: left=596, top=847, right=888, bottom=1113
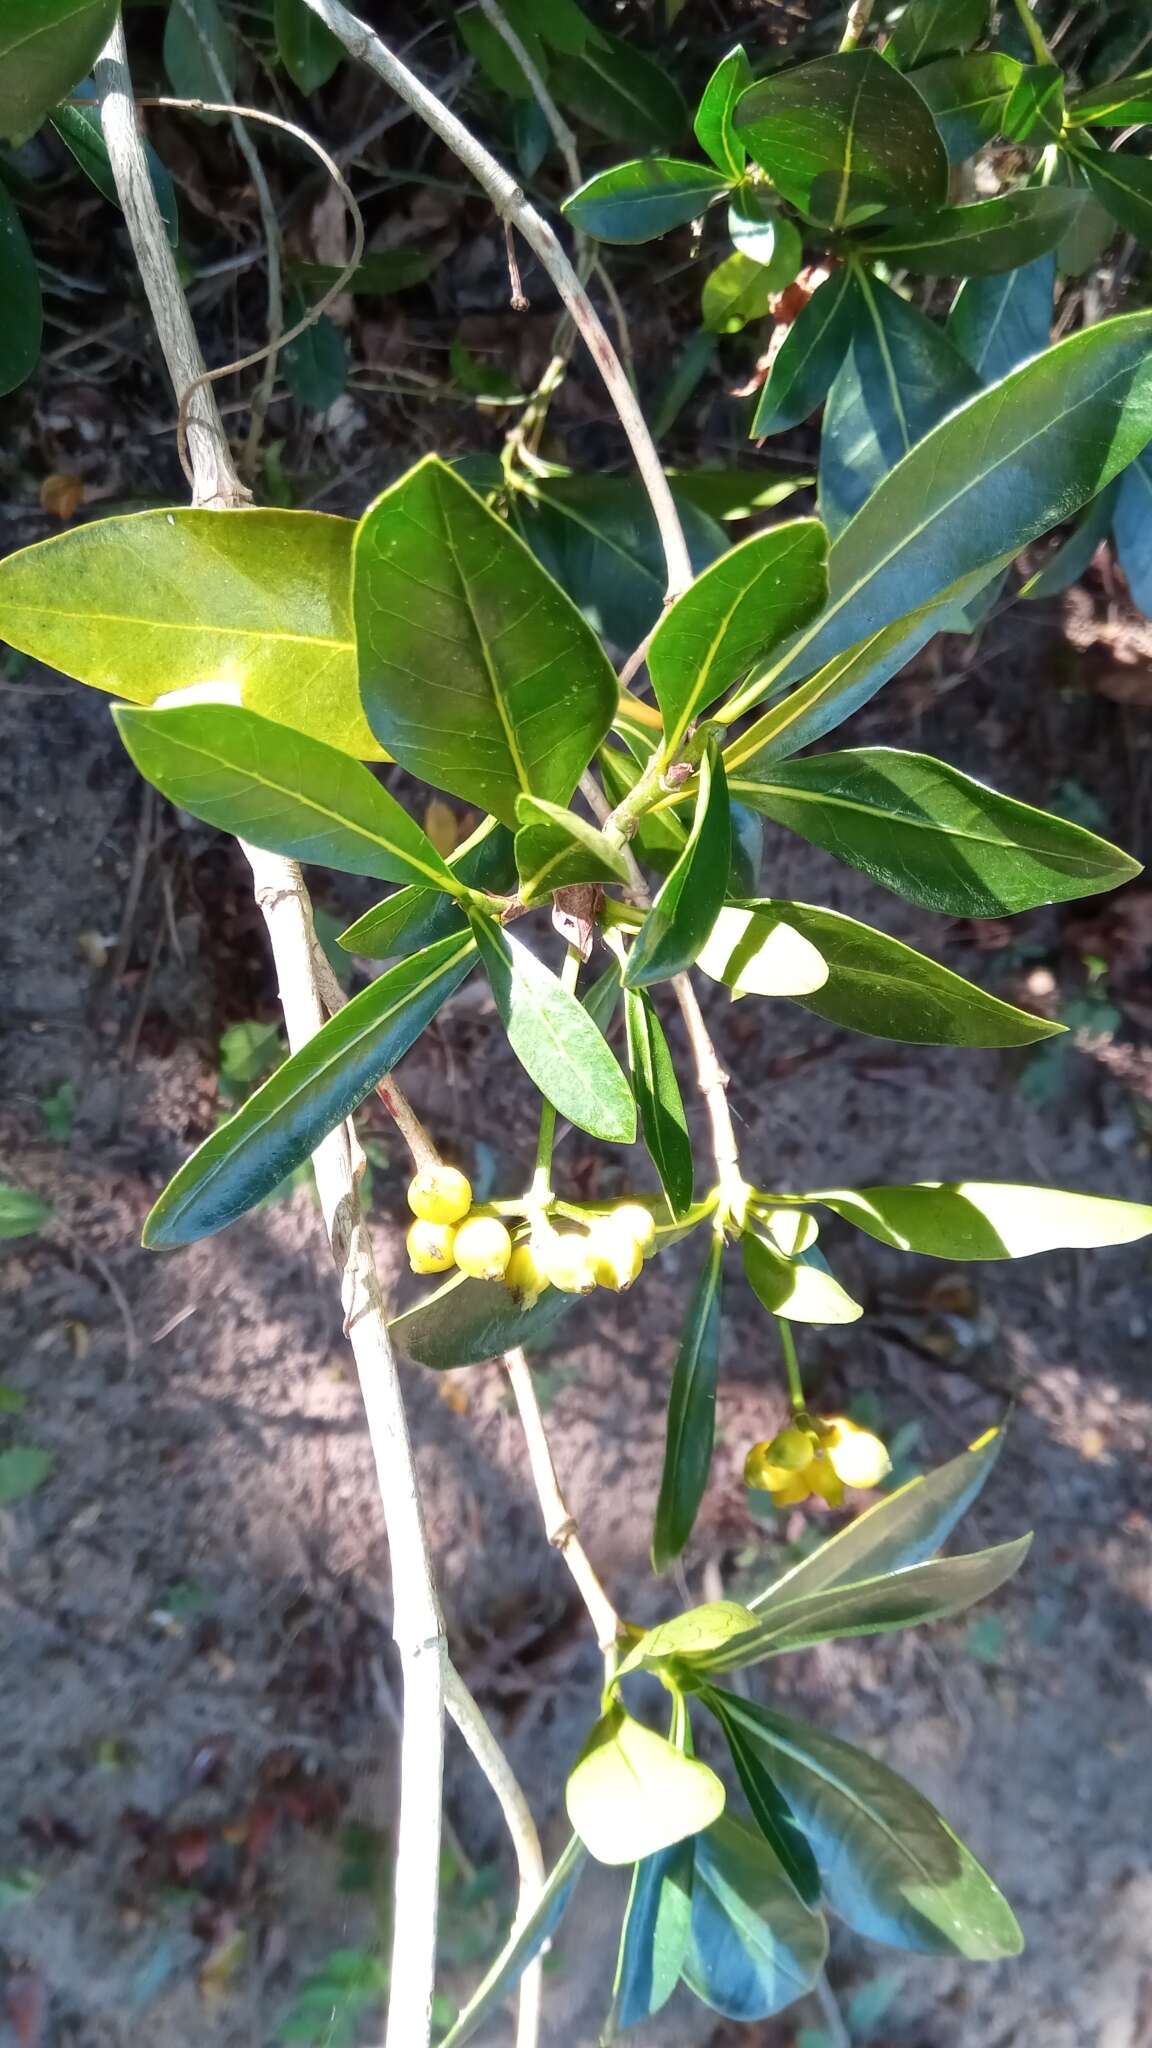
left=2, top=576, right=1151, bottom=2048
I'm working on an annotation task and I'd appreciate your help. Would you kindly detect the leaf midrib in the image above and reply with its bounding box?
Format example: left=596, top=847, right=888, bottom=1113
left=735, top=774, right=1119, bottom=871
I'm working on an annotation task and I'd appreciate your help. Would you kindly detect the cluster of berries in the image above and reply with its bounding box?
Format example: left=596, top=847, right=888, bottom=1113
left=405, top=1166, right=657, bottom=1300
left=744, top=1414, right=891, bottom=1510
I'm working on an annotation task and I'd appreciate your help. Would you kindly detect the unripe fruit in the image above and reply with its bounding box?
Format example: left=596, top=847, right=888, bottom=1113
left=453, top=1215, right=513, bottom=1281
left=407, top=1165, right=473, bottom=1225
left=588, top=1219, right=644, bottom=1292
left=506, top=1242, right=547, bottom=1307
left=540, top=1230, right=599, bottom=1295
left=764, top=1424, right=816, bottom=1471
left=820, top=1417, right=891, bottom=1490
left=612, top=1202, right=657, bottom=1254
left=407, top=1218, right=457, bottom=1274
left=744, top=1442, right=812, bottom=1504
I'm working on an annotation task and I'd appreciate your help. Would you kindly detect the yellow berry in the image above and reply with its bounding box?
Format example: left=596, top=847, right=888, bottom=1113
left=806, top=1451, right=846, bottom=1508
left=611, top=1202, right=657, bottom=1254
left=540, top=1230, right=599, bottom=1295
left=764, top=1424, right=817, bottom=1471
left=452, top=1215, right=513, bottom=1280
left=407, top=1165, right=473, bottom=1225
left=745, top=1441, right=806, bottom=1493
left=820, top=1417, right=891, bottom=1491
left=767, top=1470, right=814, bottom=1509
left=588, top=1218, right=644, bottom=1292
left=406, top=1219, right=457, bottom=1274
left=506, top=1242, right=547, bottom=1307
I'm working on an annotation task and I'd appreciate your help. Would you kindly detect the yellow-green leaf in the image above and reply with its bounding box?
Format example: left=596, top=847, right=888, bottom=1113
left=566, top=1706, right=726, bottom=1865
left=805, top=1181, right=1152, bottom=1259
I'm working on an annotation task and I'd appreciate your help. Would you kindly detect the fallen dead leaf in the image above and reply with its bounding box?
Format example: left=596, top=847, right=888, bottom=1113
left=39, top=472, right=84, bottom=521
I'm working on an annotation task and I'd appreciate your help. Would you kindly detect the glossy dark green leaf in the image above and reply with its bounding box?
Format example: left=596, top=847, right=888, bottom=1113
left=281, top=288, right=347, bottom=410
left=863, top=188, right=1081, bottom=274
left=143, top=932, right=477, bottom=1247
left=750, top=267, right=860, bottom=437
left=0, top=507, right=379, bottom=757
left=1067, top=68, right=1152, bottom=128
left=820, top=275, right=979, bottom=535
left=469, top=912, right=636, bottom=1142
left=700, top=899, right=1062, bottom=1046
left=742, top=1231, right=862, bottom=1326
left=726, top=194, right=803, bottom=281
left=728, top=801, right=763, bottom=896
left=707, top=1700, right=1022, bottom=1959
left=0, top=0, right=119, bottom=144
left=734, top=50, right=948, bottom=227
left=1002, top=61, right=1065, bottom=143
left=725, top=313, right=1152, bottom=714
left=1050, top=155, right=1116, bottom=274
left=613, top=1840, right=695, bottom=2031
left=163, top=0, right=237, bottom=116
left=583, top=956, right=622, bottom=1036
left=886, top=0, right=987, bottom=70
left=391, top=1264, right=577, bottom=1369
left=907, top=51, right=1021, bottom=162
left=682, top=1815, right=828, bottom=2020
left=51, top=91, right=179, bottom=246
left=805, top=1180, right=1152, bottom=1259
left=550, top=33, right=687, bottom=150
left=625, top=988, right=694, bottom=1218
left=1114, top=449, right=1152, bottom=615
left=651, top=1234, right=723, bottom=1571
left=702, top=1540, right=1030, bottom=1668
left=513, top=474, right=725, bottom=653
left=355, top=456, right=617, bottom=827
left=1018, top=480, right=1120, bottom=601
left=438, top=1836, right=587, bottom=2048
left=701, top=251, right=780, bottom=335
left=946, top=253, right=1054, bottom=382
left=456, top=0, right=547, bottom=98
left=513, top=796, right=631, bottom=904
left=624, top=745, right=731, bottom=988
left=649, top=522, right=828, bottom=754
left=732, top=746, right=1140, bottom=915
left=704, top=1692, right=821, bottom=1907
left=567, top=1707, right=726, bottom=1865
left=563, top=157, right=730, bottom=244
left=338, top=821, right=515, bottom=960
left=748, top=1431, right=1005, bottom=1609
left=274, top=0, right=341, bottom=90
left=0, top=182, right=42, bottom=396
left=695, top=44, right=752, bottom=179
left=1076, top=147, right=1152, bottom=246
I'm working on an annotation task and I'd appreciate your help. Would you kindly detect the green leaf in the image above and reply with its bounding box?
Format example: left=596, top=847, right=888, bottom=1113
left=289, top=252, right=435, bottom=297
left=750, top=267, right=860, bottom=438
left=0, top=508, right=381, bottom=759
left=704, top=1693, right=821, bottom=1907
left=694, top=904, right=828, bottom=998
left=550, top=33, right=687, bottom=150
left=699, top=900, right=1061, bottom=1045
left=863, top=188, right=1082, bottom=275
left=886, top=0, right=987, bottom=70
left=390, top=1265, right=577, bottom=1370
left=0, top=1185, right=52, bottom=1240
left=338, top=821, right=515, bottom=960
left=907, top=51, right=1021, bottom=162
left=1019, top=479, right=1120, bottom=601
left=275, top=0, right=341, bottom=91
left=281, top=287, right=347, bottom=411
left=706, top=1699, right=1022, bottom=1959
left=683, top=1815, right=828, bottom=2020
left=566, top=1706, right=726, bottom=1865
left=747, top=1431, right=1005, bottom=1610
left=735, top=50, right=947, bottom=227
left=1002, top=62, right=1065, bottom=143
left=114, top=705, right=459, bottom=890
left=583, top=956, right=622, bottom=1036
left=625, top=988, right=694, bottom=1218
left=727, top=312, right=1152, bottom=717
left=668, top=467, right=815, bottom=524
left=649, top=522, right=828, bottom=755
left=468, top=912, right=636, bottom=1142
left=742, top=1232, right=862, bottom=1326
left=0, top=182, right=42, bottom=395
left=695, top=45, right=752, bottom=179
left=651, top=1235, right=723, bottom=1571
left=163, top=0, right=236, bottom=116
left=612, top=1841, right=695, bottom=2031
left=1076, top=147, right=1152, bottom=246
left=805, top=1180, right=1152, bottom=1260
left=600, top=741, right=689, bottom=876
left=726, top=195, right=803, bottom=281
left=0, top=0, right=119, bottom=144
left=732, top=746, right=1141, bottom=915
left=563, top=157, right=731, bottom=244
left=438, top=1837, right=586, bottom=2048
left=1048, top=155, right=1115, bottom=274
left=946, top=254, right=1054, bottom=383
left=619, top=1601, right=761, bottom=1676
left=51, top=90, right=179, bottom=246
left=701, top=1540, right=1031, bottom=1669
left=456, top=0, right=548, bottom=99
left=820, top=274, right=979, bottom=536
left=355, top=456, right=617, bottom=826
left=143, top=933, right=477, bottom=1247
left=701, top=250, right=781, bottom=335
left=513, top=473, right=725, bottom=653
left=1114, top=449, right=1152, bottom=614
left=513, top=795, right=631, bottom=904
left=624, top=745, right=731, bottom=987
left=0, top=1446, right=54, bottom=1505
left=1067, top=68, right=1152, bottom=128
